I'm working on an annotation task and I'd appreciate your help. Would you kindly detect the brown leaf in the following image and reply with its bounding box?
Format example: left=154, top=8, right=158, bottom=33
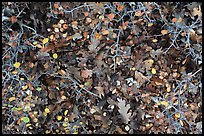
left=94, top=115, right=102, bottom=121
left=81, top=69, right=93, bottom=78
left=135, top=71, right=150, bottom=87
left=116, top=126, right=127, bottom=134
left=94, top=86, right=104, bottom=99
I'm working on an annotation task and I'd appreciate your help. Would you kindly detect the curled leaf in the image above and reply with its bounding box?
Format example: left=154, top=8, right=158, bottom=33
left=9, top=97, right=16, bottom=102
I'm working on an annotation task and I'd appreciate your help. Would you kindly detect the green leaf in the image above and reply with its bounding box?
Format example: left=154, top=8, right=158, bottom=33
left=36, top=87, right=42, bottom=92
left=12, top=107, right=23, bottom=111
left=23, top=117, right=30, bottom=123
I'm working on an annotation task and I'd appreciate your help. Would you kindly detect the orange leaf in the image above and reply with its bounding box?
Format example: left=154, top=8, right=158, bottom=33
left=84, top=12, right=89, bottom=17
left=62, top=23, right=68, bottom=29
left=40, top=47, right=51, bottom=53
left=135, top=10, right=143, bottom=16
left=108, top=13, right=115, bottom=20
left=172, top=18, right=177, bottom=23
left=161, top=30, right=168, bottom=35
left=117, top=4, right=124, bottom=11
left=102, top=30, right=109, bottom=35
left=11, top=16, right=17, bottom=23
left=95, top=32, right=102, bottom=40
left=53, top=3, right=59, bottom=9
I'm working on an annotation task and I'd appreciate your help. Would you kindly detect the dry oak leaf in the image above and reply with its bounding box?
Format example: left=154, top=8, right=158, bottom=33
left=117, top=98, right=131, bottom=124
left=135, top=71, right=150, bottom=87
left=81, top=69, right=93, bottom=78
left=94, top=86, right=105, bottom=99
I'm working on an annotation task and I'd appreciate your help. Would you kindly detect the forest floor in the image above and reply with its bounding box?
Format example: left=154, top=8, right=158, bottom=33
left=2, top=2, right=202, bottom=134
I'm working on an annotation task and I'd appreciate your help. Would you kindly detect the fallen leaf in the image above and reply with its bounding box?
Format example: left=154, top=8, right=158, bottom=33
left=161, top=29, right=168, bottom=35
left=144, top=59, right=154, bottom=70
left=135, top=71, right=150, bottom=87
left=11, top=16, right=17, bottom=23
left=116, top=126, right=127, bottom=134
left=22, top=116, right=30, bottom=123
left=117, top=4, right=124, bottom=11
left=72, top=33, right=82, bottom=41
left=108, top=13, right=115, bottom=20
left=117, top=98, right=131, bottom=124
left=175, top=113, right=181, bottom=119
left=84, top=12, right=89, bottom=17
left=152, top=39, right=158, bottom=42
left=102, top=29, right=109, bottom=35
left=192, top=5, right=202, bottom=18
left=53, top=53, right=58, bottom=59
left=159, top=101, right=169, bottom=107
left=14, top=62, right=21, bottom=68
left=45, top=107, right=50, bottom=113
left=172, top=18, right=177, bottom=23
left=9, top=97, right=16, bottom=102
left=94, top=86, right=104, bottom=99
left=57, top=115, right=62, bottom=121
left=42, top=38, right=49, bottom=44
left=81, top=69, right=93, bottom=78
left=95, top=32, right=102, bottom=40
left=53, top=3, right=59, bottom=9
left=151, top=68, right=156, bottom=74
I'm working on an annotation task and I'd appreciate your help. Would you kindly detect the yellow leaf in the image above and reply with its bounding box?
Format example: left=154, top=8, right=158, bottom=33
left=53, top=53, right=58, bottom=59
left=20, top=78, right=24, bottom=80
left=72, top=131, right=78, bottom=134
left=175, top=113, right=181, bottom=119
left=44, top=107, right=50, bottom=113
left=57, top=115, right=62, bottom=121
left=166, top=87, right=171, bottom=92
left=42, top=38, right=49, bottom=44
left=63, top=123, right=68, bottom=127
left=130, top=67, right=136, bottom=71
left=151, top=68, right=156, bottom=74
left=177, top=17, right=183, bottom=23
left=167, top=105, right=172, bottom=109
left=35, top=44, right=43, bottom=49
left=22, top=85, right=28, bottom=90
left=148, top=23, right=153, bottom=27
left=160, top=101, right=169, bottom=106
left=12, top=70, right=18, bottom=74
left=33, top=41, right=38, bottom=45
left=61, top=95, right=66, bottom=100
left=180, top=120, right=184, bottom=126
left=64, top=110, right=68, bottom=116
left=79, top=84, right=84, bottom=88
left=14, top=62, right=21, bottom=68
left=152, top=39, right=158, bottom=42
left=9, top=97, right=16, bottom=102
left=43, top=112, right=47, bottom=116
left=26, top=123, right=32, bottom=127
